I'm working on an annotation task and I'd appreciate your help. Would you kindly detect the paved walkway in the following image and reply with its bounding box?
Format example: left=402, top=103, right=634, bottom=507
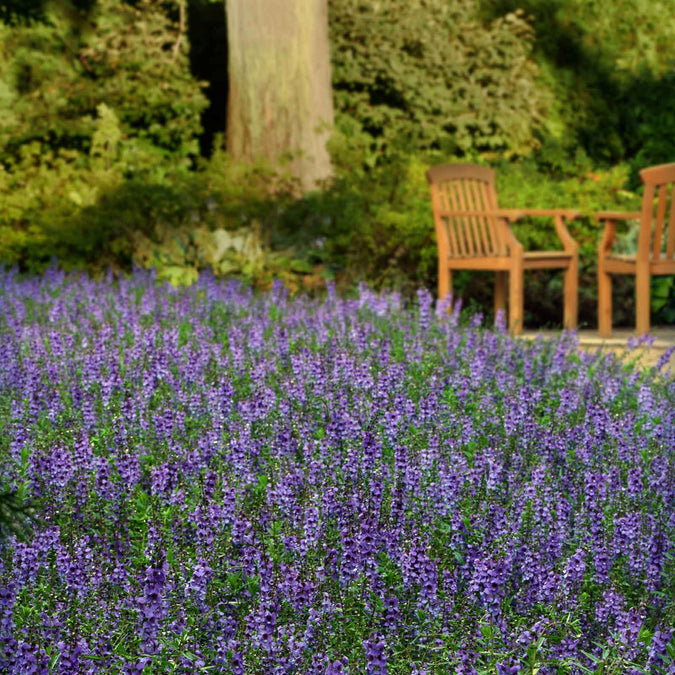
left=520, top=325, right=675, bottom=371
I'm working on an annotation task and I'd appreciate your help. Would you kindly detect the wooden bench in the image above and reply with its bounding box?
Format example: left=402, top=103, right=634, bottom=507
left=426, top=163, right=579, bottom=334
left=598, top=162, right=675, bottom=336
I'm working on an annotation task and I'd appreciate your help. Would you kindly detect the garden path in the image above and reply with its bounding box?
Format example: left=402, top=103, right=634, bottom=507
left=520, top=325, right=675, bottom=371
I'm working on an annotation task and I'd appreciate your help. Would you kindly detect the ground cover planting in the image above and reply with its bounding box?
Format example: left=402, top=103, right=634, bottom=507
left=0, top=270, right=674, bottom=673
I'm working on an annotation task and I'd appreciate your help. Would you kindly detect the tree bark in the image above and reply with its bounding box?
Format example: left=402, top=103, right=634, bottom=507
left=225, top=0, right=334, bottom=192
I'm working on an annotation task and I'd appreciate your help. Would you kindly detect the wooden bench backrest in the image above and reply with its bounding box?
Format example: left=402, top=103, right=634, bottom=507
left=639, top=163, right=675, bottom=262
left=426, top=164, right=508, bottom=257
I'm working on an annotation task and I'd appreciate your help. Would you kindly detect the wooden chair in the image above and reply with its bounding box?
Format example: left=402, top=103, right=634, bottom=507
left=426, top=164, right=579, bottom=334
left=597, top=163, right=675, bottom=337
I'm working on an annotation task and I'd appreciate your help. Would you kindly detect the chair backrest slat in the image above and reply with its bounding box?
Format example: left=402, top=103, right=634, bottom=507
left=467, top=179, right=489, bottom=255
left=426, top=163, right=504, bottom=259
left=440, top=183, right=459, bottom=256
left=435, top=183, right=452, bottom=256
left=653, top=184, right=668, bottom=260
left=453, top=180, right=474, bottom=255
left=465, top=181, right=482, bottom=255
left=444, top=182, right=460, bottom=255
left=480, top=180, right=503, bottom=255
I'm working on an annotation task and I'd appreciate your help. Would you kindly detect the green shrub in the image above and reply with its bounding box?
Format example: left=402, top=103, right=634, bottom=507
left=0, top=0, right=206, bottom=169
left=622, top=71, right=675, bottom=177
left=485, top=0, right=675, bottom=171
left=275, top=123, right=438, bottom=296
left=329, top=0, right=547, bottom=159
left=0, top=0, right=208, bottom=270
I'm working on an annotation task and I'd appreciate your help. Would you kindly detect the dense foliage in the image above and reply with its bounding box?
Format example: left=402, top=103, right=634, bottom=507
left=484, top=0, right=675, bottom=170
left=329, top=0, right=545, bottom=158
left=0, top=0, right=208, bottom=269
left=0, top=272, right=674, bottom=672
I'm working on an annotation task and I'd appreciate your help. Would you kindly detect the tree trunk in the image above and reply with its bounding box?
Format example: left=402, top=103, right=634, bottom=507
left=225, top=0, right=334, bottom=192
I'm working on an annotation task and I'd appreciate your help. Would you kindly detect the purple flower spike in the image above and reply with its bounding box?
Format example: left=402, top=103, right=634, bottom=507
left=0, top=270, right=672, bottom=672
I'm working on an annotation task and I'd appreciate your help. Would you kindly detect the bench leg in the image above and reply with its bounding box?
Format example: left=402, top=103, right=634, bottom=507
left=598, top=260, right=612, bottom=338
left=494, top=271, right=507, bottom=327
left=636, top=266, right=650, bottom=335
left=563, top=258, right=578, bottom=330
left=509, top=264, right=524, bottom=335
left=438, top=261, right=452, bottom=309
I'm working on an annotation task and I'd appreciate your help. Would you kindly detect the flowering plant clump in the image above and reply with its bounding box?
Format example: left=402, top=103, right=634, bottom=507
left=0, top=269, right=674, bottom=674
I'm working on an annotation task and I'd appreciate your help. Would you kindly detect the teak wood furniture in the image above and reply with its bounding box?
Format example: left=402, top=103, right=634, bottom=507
left=597, top=163, right=675, bottom=337
left=426, top=163, right=579, bottom=334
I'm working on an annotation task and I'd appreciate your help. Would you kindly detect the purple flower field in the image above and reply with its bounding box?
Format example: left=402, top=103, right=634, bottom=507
left=0, top=269, right=674, bottom=674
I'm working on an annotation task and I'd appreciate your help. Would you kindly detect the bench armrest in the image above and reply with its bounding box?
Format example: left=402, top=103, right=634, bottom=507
left=512, top=209, right=579, bottom=254
left=596, top=211, right=641, bottom=221
left=596, top=212, right=641, bottom=254
left=517, top=209, right=580, bottom=220
left=436, top=209, right=524, bottom=220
